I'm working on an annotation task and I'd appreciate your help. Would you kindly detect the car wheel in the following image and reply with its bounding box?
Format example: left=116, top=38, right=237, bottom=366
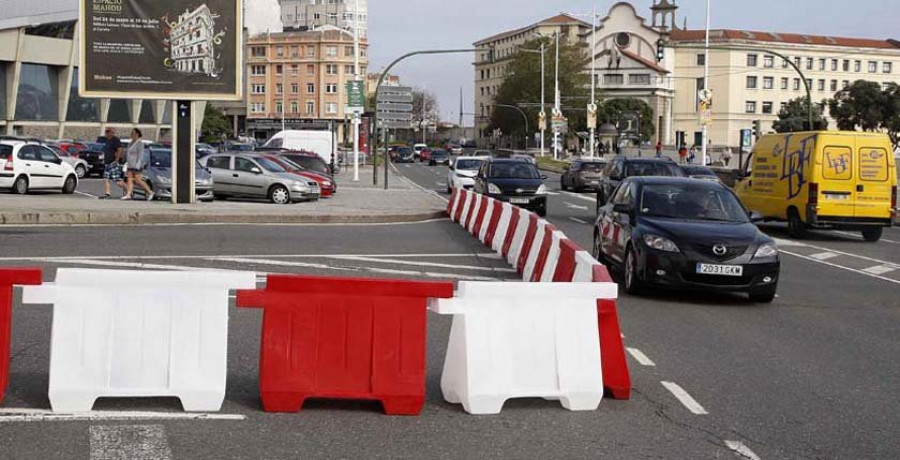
left=62, top=175, right=77, bottom=194
left=269, top=185, right=291, bottom=205
left=12, top=175, right=28, bottom=195
left=861, top=227, right=883, bottom=242
left=623, top=246, right=643, bottom=295
left=75, top=164, right=86, bottom=179
left=749, top=289, right=777, bottom=303
left=787, top=208, right=808, bottom=239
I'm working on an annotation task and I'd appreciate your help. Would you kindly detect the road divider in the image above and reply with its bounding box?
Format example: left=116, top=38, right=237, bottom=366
left=237, top=274, right=454, bottom=416
left=21, top=269, right=256, bottom=413
left=0, top=268, right=43, bottom=405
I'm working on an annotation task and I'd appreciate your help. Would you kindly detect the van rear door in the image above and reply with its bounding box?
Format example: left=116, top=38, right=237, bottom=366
left=818, top=144, right=856, bottom=219
left=855, top=143, right=893, bottom=220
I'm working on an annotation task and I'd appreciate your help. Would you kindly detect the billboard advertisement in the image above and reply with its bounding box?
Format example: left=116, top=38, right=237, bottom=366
left=79, top=0, right=243, bottom=100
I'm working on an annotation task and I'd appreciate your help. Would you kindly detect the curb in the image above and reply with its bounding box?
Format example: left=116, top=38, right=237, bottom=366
left=0, top=210, right=447, bottom=226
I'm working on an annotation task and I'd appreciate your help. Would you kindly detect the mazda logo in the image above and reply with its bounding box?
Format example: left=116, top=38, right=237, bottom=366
left=713, top=244, right=728, bottom=256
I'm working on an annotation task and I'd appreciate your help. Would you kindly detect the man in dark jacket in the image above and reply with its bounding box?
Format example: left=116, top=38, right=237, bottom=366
left=99, top=128, right=125, bottom=199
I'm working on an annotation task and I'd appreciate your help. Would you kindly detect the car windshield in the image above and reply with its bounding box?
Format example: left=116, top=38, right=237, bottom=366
left=255, top=156, right=287, bottom=173
left=87, top=143, right=105, bottom=151
left=456, top=159, right=483, bottom=170
left=397, top=148, right=413, bottom=155
left=432, top=150, right=448, bottom=157
left=683, top=166, right=717, bottom=177
left=640, top=184, right=749, bottom=223
left=489, top=163, right=540, bottom=179
left=626, top=162, right=684, bottom=177
left=581, top=162, right=605, bottom=172
left=149, top=150, right=172, bottom=168
left=284, top=155, right=328, bottom=174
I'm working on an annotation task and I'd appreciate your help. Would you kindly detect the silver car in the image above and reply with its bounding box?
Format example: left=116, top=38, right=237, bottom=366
left=200, top=153, right=320, bottom=204
left=133, top=148, right=215, bottom=202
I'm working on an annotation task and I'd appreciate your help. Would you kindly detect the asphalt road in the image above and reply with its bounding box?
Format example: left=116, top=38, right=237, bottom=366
left=0, top=161, right=897, bottom=459
left=398, top=160, right=900, bottom=460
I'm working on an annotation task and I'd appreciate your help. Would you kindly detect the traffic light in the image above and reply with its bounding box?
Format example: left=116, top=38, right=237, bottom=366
left=656, top=39, right=665, bottom=62
left=753, top=120, right=762, bottom=138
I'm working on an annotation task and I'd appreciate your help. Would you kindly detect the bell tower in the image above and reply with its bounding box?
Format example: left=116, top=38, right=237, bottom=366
left=651, top=0, right=678, bottom=31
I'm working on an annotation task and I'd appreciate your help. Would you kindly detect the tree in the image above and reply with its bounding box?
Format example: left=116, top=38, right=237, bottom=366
left=596, top=98, right=655, bottom=143
left=201, top=104, right=231, bottom=142
left=773, top=97, right=827, bottom=133
left=489, top=36, right=590, bottom=148
left=828, top=80, right=900, bottom=149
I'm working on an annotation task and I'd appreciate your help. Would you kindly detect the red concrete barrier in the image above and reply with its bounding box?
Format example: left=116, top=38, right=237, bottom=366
left=530, top=224, right=558, bottom=282
left=471, top=195, right=490, bottom=238
left=0, top=268, right=42, bottom=405
left=592, top=265, right=631, bottom=400
left=515, top=214, right=541, bottom=273
left=237, top=274, right=455, bottom=415
left=500, top=206, right=521, bottom=259
left=483, top=200, right=504, bottom=247
left=454, top=189, right=470, bottom=223
left=553, top=239, right=580, bottom=282
left=447, top=187, right=459, bottom=218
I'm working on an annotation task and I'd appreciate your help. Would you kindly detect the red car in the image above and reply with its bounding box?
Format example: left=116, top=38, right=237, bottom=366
left=58, top=141, right=88, bottom=158
left=419, top=148, right=433, bottom=162
left=262, top=155, right=335, bottom=198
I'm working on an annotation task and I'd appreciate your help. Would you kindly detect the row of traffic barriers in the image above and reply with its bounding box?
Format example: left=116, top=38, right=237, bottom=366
left=447, top=188, right=632, bottom=405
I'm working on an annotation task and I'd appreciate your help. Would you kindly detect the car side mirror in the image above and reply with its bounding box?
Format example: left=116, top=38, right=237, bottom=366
left=749, top=211, right=764, bottom=223
left=251, top=167, right=262, bottom=174
left=613, top=203, right=633, bottom=215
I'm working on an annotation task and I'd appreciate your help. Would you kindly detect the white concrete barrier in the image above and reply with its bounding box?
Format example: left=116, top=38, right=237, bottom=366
left=490, top=204, right=514, bottom=254
left=477, top=198, right=496, bottom=244
left=573, top=251, right=602, bottom=282
left=537, top=231, right=566, bottom=283
left=522, top=220, right=551, bottom=282
left=429, top=281, right=617, bottom=415
left=506, top=211, right=533, bottom=268
left=458, top=191, right=475, bottom=229
left=466, top=194, right=483, bottom=234
left=22, top=269, right=257, bottom=413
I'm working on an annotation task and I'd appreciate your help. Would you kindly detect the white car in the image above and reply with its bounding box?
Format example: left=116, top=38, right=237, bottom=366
left=49, top=146, right=90, bottom=178
left=0, top=140, right=78, bottom=195
left=447, top=156, right=490, bottom=193
left=413, top=143, right=428, bottom=160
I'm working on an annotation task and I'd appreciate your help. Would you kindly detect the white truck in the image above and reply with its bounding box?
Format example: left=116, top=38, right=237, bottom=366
left=263, top=130, right=336, bottom=167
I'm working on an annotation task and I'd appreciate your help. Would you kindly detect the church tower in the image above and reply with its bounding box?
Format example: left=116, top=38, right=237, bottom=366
left=651, top=0, right=678, bottom=32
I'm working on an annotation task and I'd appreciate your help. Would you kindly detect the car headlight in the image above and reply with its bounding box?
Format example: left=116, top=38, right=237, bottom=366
left=536, top=184, right=548, bottom=195
left=643, top=234, right=680, bottom=253
left=488, top=183, right=501, bottom=194
left=754, top=243, right=779, bottom=258
left=292, top=181, right=308, bottom=189
left=323, top=181, right=332, bottom=186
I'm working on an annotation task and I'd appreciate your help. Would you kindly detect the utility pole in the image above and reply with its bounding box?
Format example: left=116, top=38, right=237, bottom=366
left=352, top=0, right=361, bottom=181
left=589, top=5, right=597, bottom=158
left=540, top=42, right=545, bottom=157
left=422, top=91, right=427, bottom=145
left=553, top=32, right=561, bottom=160
left=701, top=0, right=710, bottom=166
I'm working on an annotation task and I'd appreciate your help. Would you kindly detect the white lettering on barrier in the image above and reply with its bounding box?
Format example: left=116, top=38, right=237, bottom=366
left=429, top=282, right=616, bottom=415
left=22, top=269, right=257, bottom=413
left=491, top=204, right=514, bottom=253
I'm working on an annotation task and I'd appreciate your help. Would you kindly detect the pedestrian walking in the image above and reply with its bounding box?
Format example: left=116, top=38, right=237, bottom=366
left=99, top=128, right=125, bottom=199
left=688, top=144, right=698, bottom=164
left=122, top=128, right=154, bottom=201
left=655, top=141, right=663, bottom=158
left=678, top=145, right=687, bottom=164
left=722, top=147, right=734, bottom=167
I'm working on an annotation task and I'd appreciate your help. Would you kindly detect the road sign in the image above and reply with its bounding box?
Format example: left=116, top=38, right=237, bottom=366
left=538, top=111, right=547, bottom=131
left=377, top=86, right=414, bottom=103
left=551, top=110, right=568, bottom=134
left=378, top=111, right=413, bottom=121
left=377, top=103, right=413, bottom=112
left=382, top=120, right=413, bottom=129
left=346, top=81, right=366, bottom=112
left=698, top=89, right=713, bottom=126
left=740, top=129, right=753, bottom=149
left=587, top=103, right=598, bottom=130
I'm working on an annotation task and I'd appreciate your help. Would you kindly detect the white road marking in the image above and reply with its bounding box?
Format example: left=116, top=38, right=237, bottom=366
left=770, top=237, right=808, bottom=248
left=780, top=250, right=900, bottom=286
left=0, top=253, right=499, bottom=262
left=210, top=257, right=504, bottom=281
left=326, top=255, right=517, bottom=273
left=661, top=381, right=708, bottom=415
left=569, top=217, right=589, bottom=224
left=810, top=252, right=839, bottom=261
left=74, top=191, right=97, bottom=198
left=0, top=218, right=451, bottom=229
left=564, top=202, right=589, bottom=211
left=546, top=191, right=560, bottom=196
left=792, top=242, right=900, bottom=267
left=561, top=191, right=597, bottom=202
left=834, top=230, right=899, bottom=244
left=26, top=258, right=248, bottom=273
left=626, top=348, right=656, bottom=366
left=436, top=182, right=446, bottom=187
left=724, top=440, right=762, bottom=460
left=90, top=425, right=172, bottom=460
left=862, top=264, right=898, bottom=275
left=0, top=408, right=245, bottom=422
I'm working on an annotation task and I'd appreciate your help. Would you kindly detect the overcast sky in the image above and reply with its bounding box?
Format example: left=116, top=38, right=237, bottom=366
left=364, top=0, right=899, bottom=124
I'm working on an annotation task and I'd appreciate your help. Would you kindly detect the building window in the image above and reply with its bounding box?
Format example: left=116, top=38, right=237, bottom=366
left=794, top=57, right=801, bottom=69
left=325, top=102, right=338, bottom=114
left=345, top=65, right=354, bottom=74
left=345, top=46, right=354, bottom=57
left=793, top=78, right=801, bottom=90
left=291, top=64, right=299, bottom=75
left=763, top=77, right=774, bottom=90
left=818, top=58, right=826, bottom=71
left=806, top=78, right=813, bottom=89
left=325, top=83, right=338, bottom=94
left=762, top=101, right=773, bottom=114
left=290, top=101, right=299, bottom=114
left=307, top=65, right=315, bottom=76
left=15, top=64, right=59, bottom=121
left=782, top=58, right=790, bottom=69
left=853, top=60, right=860, bottom=72
left=746, top=76, right=758, bottom=89
left=781, top=77, right=789, bottom=90
left=830, top=80, right=838, bottom=91
left=842, top=80, right=849, bottom=89
left=276, top=46, right=284, bottom=58
left=326, top=46, right=338, bottom=57
left=831, top=59, right=838, bottom=71
left=326, top=64, right=338, bottom=75
left=884, top=62, right=893, bottom=74
left=869, top=61, right=878, bottom=73
left=306, top=101, right=315, bottom=115
left=745, top=101, right=757, bottom=114
left=276, top=83, right=283, bottom=94
left=275, top=65, right=283, bottom=75
left=291, top=83, right=299, bottom=94
left=806, top=58, right=813, bottom=70
left=251, top=102, right=265, bottom=113
left=251, top=46, right=266, bottom=57
left=747, top=54, right=758, bottom=67
left=763, top=55, right=774, bottom=68
left=818, top=79, right=825, bottom=91
left=628, top=74, right=651, bottom=85
left=251, top=65, right=266, bottom=75
left=275, top=101, right=283, bottom=114
left=66, top=70, right=98, bottom=122
left=780, top=102, right=788, bottom=111
left=603, top=74, right=624, bottom=85
left=251, top=83, right=266, bottom=94
left=290, top=46, right=299, bottom=58
left=307, top=83, right=315, bottom=94
left=696, top=54, right=706, bottom=66
left=843, top=60, right=850, bottom=72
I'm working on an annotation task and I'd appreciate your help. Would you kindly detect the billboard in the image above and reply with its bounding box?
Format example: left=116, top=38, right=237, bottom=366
left=79, top=0, right=243, bottom=101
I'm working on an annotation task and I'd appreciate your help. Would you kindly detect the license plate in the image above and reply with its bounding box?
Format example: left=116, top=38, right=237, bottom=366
left=510, top=198, right=530, bottom=204
left=696, top=264, right=743, bottom=277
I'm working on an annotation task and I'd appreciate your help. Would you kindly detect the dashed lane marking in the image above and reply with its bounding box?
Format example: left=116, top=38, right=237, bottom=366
left=560, top=191, right=597, bottom=202
left=564, top=202, right=589, bottom=211
left=810, top=252, right=839, bottom=261
left=0, top=408, right=245, bottom=422
left=569, top=217, right=589, bottom=225
left=90, top=425, right=172, bottom=460
left=724, top=440, right=763, bottom=460
left=834, top=230, right=899, bottom=244
left=0, top=253, right=500, bottom=262
left=661, top=381, right=708, bottom=415
left=780, top=250, right=900, bottom=286
left=862, top=264, right=898, bottom=275
left=626, top=348, right=656, bottom=366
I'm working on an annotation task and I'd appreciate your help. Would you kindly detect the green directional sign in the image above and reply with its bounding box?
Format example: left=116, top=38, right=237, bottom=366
left=346, top=80, right=366, bottom=112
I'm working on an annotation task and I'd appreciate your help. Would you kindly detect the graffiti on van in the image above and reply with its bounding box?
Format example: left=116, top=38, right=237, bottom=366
left=774, top=134, right=816, bottom=199
left=826, top=151, right=850, bottom=176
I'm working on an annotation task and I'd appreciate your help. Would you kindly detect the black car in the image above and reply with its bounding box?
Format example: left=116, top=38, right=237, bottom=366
left=561, top=158, right=608, bottom=192
left=428, top=149, right=450, bottom=166
left=395, top=147, right=415, bottom=163
left=597, top=156, right=686, bottom=210
left=474, top=159, right=548, bottom=216
left=593, top=177, right=780, bottom=302
left=79, top=142, right=109, bottom=177
left=680, top=164, right=721, bottom=182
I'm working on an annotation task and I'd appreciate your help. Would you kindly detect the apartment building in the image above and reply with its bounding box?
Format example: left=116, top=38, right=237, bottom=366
left=280, top=0, right=368, bottom=38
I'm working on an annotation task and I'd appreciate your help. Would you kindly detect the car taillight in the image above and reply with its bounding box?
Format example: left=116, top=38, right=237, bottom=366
left=3, top=155, right=12, bottom=171
left=892, top=186, right=897, bottom=209
left=808, top=182, right=819, bottom=206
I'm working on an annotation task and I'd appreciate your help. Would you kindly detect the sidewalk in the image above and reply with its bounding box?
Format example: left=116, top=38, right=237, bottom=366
left=0, top=166, right=447, bottom=225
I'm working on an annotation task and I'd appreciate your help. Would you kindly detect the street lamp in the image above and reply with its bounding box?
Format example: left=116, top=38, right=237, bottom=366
left=521, top=43, right=547, bottom=157
left=567, top=8, right=601, bottom=158
left=701, top=0, right=711, bottom=166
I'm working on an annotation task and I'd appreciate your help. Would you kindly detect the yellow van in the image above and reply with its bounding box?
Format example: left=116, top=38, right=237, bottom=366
left=735, top=131, right=897, bottom=242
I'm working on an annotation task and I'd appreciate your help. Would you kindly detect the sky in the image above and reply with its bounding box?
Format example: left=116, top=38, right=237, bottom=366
left=360, top=0, right=899, bottom=125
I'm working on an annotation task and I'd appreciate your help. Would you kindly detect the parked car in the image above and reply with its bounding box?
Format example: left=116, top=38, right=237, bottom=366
left=446, top=143, right=463, bottom=155
left=429, top=149, right=451, bottom=166
left=200, top=153, right=319, bottom=204
left=132, top=148, right=214, bottom=202
left=394, top=147, right=415, bottom=163
left=413, top=143, right=428, bottom=160
left=680, top=164, right=721, bottom=181
left=593, top=177, right=780, bottom=302
left=0, top=139, right=78, bottom=195
left=261, top=155, right=334, bottom=198
left=474, top=158, right=548, bottom=216
left=225, top=141, right=255, bottom=152
left=561, top=158, right=608, bottom=192
left=473, top=150, right=494, bottom=157
left=196, top=143, right=217, bottom=158
left=273, top=150, right=336, bottom=192
left=597, top=156, right=686, bottom=211
left=419, top=148, right=433, bottom=163
left=48, top=145, right=90, bottom=179
left=78, top=142, right=108, bottom=177
left=447, top=156, right=489, bottom=193
left=57, top=140, right=88, bottom=157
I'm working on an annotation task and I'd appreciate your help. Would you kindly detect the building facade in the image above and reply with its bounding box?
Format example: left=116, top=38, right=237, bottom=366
left=279, top=0, right=368, bottom=38
left=474, top=1, right=900, bottom=150
left=245, top=28, right=368, bottom=140
left=171, top=5, right=219, bottom=76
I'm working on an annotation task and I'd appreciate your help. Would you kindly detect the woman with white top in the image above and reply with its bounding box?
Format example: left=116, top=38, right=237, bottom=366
left=122, top=128, right=154, bottom=201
